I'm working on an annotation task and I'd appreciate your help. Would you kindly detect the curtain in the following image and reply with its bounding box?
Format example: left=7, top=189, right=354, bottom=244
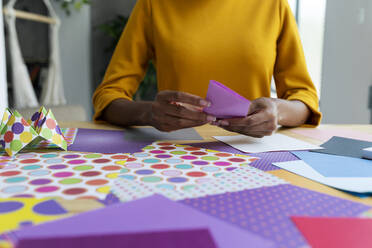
left=0, top=0, right=8, bottom=114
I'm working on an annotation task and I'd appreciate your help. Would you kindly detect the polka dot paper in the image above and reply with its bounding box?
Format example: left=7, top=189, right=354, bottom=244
left=28, top=128, right=77, bottom=149
left=182, top=184, right=370, bottom=248
left=0, top=151, right=129, bottom=200
left=116, top=142, right=260, bottom=191
left=0, top=198, right=68, bottom=234
left=0, top=107, right=68, bottom=156
left=112, top=166, right=287, bottom=202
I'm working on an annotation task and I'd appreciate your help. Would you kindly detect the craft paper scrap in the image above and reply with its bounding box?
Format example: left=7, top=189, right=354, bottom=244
left=181, top=184, right=370, bottom=248
left=292, top=151, right=372, bottom=177
left=0, top=151, right=130, bottom=199
left=291, top=216, right=372, bottom=248
left=273, top=160, right=372, bottom=193
left=203, top=80, right=251, bottom=119
left=311, top=136, right=372, bottom=158
left=362, top=147, right=372, bottom=160
left=7, top=195, right=275, bottom=248
left=112, top=166, right=287, bottom=202
left=214, top=133, right=322, bottom=153
left=123, top=127, right=203, bottom=141
left=0, top=107, right=67, bottom=156
left=290, top=126, right=372, bottom=142
left=0, top=198, right=68, bottom=234
left=68, top=128, right=152, bottom=154
left=116, top=142, right=259, bottom=191
left=185, top=141, right=299, bottom=171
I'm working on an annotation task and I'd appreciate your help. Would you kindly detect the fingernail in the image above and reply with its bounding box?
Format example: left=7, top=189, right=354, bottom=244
left=200, top=100, right=211, bottom=107
left=207, top=116, right=216, bottom=122
left=218, top=120, right=229, bottom=126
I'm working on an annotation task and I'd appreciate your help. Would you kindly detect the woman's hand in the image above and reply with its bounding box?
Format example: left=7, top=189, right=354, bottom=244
left=149, top=90, right=216, bottom=132
left=215, top=97, right=310, bottom=137
left=216, top=97, right=278, bottom=138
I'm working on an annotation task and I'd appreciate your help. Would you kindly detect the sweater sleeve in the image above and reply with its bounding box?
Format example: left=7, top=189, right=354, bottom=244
left=92, top=0, right=154, bottom=121
left=274, top=0, right=322, bottom=126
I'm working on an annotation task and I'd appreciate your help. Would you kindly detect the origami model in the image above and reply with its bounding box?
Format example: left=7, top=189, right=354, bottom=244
left=203, top=80, right=251, bottom=119
left=0, top=107, right=67, bottom=156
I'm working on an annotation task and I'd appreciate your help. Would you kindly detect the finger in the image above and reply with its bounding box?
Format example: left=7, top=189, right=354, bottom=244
left=163, top=103, right=216, bottom=122
left=218, top=111, right=271, bottom=127
left=157, top=91, right=211, bottom=108
left=161, top=114, right=209, bottom=130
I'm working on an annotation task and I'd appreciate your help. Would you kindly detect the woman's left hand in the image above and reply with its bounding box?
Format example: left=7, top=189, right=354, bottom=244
left=215, top=97, right=279, bottom=138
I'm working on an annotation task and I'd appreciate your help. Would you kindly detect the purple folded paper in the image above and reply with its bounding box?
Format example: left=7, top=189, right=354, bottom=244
left=204, top=80, right=251, bottom=119
left=182, top=184, right=370, bottom=248
left=8, top=195, right=275, bottom=248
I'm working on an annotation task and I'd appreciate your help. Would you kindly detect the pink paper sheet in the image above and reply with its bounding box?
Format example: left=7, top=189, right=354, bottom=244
left=292, top=216, right=372, bottom=248
left=290, top=127, right=372, bottom=142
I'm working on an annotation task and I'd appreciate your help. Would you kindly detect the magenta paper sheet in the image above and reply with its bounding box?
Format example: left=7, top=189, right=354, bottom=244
left=181, top=184, right=370, bottom=248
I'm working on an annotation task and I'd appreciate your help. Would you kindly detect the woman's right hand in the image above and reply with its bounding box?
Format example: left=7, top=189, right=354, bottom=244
left=148, top=90, right=216, bottom=132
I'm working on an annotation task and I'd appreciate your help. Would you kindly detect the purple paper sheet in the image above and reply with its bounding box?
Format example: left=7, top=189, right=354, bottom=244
left=185, top=141, right=299, bottom=171
left=14, top=230, right=216, bottom=248
left=204, top=80, right=251, bottom=119
left=9, top=195, right=275, bottom=248
left=68, top=128, right=151, bottom=154
left=181, top=184, right=370, bottom=248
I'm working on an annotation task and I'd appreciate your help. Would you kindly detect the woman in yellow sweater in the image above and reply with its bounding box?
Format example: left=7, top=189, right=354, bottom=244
left=93, top=0, right=321, bottom=137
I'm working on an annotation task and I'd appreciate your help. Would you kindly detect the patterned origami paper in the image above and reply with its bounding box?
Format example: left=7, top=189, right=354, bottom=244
left=182, top=184, right=370, bottom=248
left=0, top=198, right=68, bottom=234
left=203, top=80, right=251, bottom=119
left=0, top=151, right=129, bottom=200
left=0, top=107, right=67, bottom=156
left=115, top=142, right=260, bottom=192
left=112, top=166, right=287, bottom=202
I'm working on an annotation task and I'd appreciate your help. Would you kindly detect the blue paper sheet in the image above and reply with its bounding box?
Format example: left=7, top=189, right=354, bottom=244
left=292, top=151, right=372, bottom=177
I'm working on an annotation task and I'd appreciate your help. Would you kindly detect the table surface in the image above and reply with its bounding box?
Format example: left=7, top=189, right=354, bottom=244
left=57, top=122, right=372, bottom=213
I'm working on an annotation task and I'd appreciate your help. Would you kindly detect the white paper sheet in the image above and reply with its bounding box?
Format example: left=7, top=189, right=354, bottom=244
left=214, top=133, right=322, bottom=153
left=274, top=160, right=372, bottom=193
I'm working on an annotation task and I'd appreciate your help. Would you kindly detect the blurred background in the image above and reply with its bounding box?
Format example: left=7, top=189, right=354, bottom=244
left=0, top=0, right=371, bottom=124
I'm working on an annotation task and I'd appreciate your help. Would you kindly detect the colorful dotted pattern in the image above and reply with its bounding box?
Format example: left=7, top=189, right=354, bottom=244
left=0, top=198, right=68, bottom=233
left=181, top=184, right=371, bottom=248
left=112, top=166, right=287, bottom=202
left=116, top=142, right=259, bottom=192
left=0, top=152, right=129, bottom=200
left=0, top=108, right=70, bottom=156
left=30, top=128, right=77, bottom=149
left=0, top=110, right=38, bottom=156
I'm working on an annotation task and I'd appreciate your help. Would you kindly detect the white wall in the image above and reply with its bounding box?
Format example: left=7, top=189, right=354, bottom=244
left=0, top=0, right=8, bottom=116
left=321, top=0, right=372, bottom=124
left=298, top=0, right=327, bottom=96
left=51, top=2, right=93, bottom=118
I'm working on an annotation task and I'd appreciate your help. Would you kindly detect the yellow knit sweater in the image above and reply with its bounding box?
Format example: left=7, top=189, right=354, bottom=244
left=93, top=0, right=321, bottom=125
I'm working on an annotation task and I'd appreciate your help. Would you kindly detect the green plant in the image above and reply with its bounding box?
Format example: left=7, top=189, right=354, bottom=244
left=54, top=0, right=90, bottom=16
left=98, top=15, right=158, bottom=101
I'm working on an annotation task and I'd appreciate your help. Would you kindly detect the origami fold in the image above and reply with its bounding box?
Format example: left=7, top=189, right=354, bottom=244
left=203, top=80, right=251, bottom=119
left=0, top=107, right=67, bottom=156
